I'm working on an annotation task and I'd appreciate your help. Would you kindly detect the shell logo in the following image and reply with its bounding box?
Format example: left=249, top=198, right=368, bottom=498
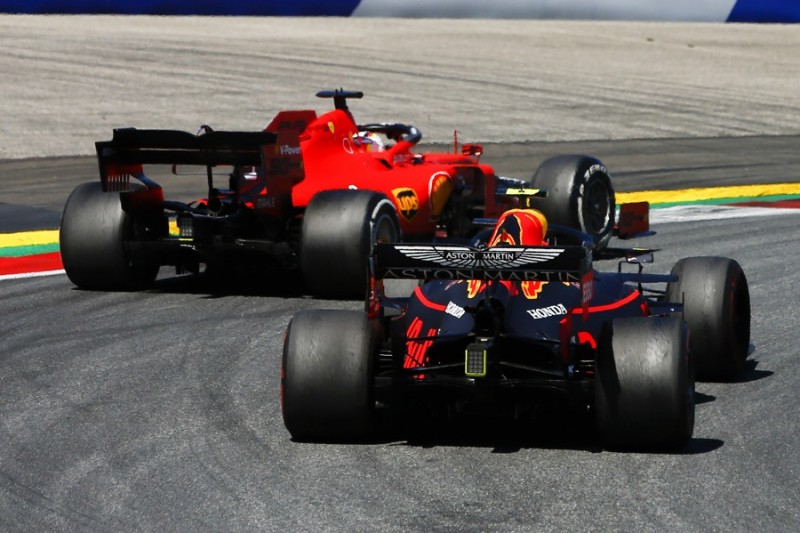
left=429, top=172, right=453, bottom=218
left=392, top=187, right=419, bottom=220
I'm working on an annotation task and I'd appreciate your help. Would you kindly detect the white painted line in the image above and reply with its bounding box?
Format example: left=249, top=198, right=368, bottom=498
left=649, top=205, right=800, bottom=225
left=0, top=269, right=66, bottom=281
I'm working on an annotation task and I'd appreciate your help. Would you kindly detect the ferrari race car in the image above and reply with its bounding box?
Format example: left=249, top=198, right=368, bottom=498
left=59, top=90, right=615, bottom=298
left=281, top=203, right=752, bottom=450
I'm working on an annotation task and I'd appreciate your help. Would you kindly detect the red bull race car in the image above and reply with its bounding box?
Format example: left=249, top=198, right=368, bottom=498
left=59, top=90, right=616, bottom=298
left=281, top=202, right=751, bottom=450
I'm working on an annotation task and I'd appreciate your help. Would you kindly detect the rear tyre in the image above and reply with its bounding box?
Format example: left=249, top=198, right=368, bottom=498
left=595, top=317, right=694, bottom=451
left=60, top=182, right=159, bottom=290
left=281, top=310, right=376, bottom=441
left=666, top=257, right=751, bottom=382
left=301, top=190, right=400, bottom=299
left=529, top=155, right=616, bottom=250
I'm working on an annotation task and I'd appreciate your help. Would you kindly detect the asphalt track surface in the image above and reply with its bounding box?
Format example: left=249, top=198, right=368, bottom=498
left=2, top=16, right=800, bottom=532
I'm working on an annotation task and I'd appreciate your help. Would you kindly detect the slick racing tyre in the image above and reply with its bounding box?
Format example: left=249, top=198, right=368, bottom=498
left=60, top=182, right=159, bottom=290
left=281, top=310, right=376, bottom=442
left=595, top=317, right=694, bottom=451
left=666, top=256, right=751, bottom=382
left=301, top=189, right=400, bottom=299
left=529, top=155, right=616, bottom=250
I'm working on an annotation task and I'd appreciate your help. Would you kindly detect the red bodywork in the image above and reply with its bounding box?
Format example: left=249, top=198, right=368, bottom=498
left=253, top=107, right=501, bottom=238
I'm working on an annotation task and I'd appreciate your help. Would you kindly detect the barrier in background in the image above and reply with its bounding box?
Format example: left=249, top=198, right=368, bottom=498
left=1, top=0, right=799, bottom=22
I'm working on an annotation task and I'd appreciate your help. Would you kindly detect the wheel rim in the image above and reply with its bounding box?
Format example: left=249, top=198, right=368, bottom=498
left=582, top=178, right=612, bottom=234
left=372, top=207, right=399, bottom=247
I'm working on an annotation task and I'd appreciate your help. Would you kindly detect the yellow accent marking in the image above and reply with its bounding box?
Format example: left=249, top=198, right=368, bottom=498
left=505, top=187, right=541, bottom=195
left=465, top=347, right=488, bottom=378
left=617, top=183, right=800, bottom=205
left=169, top=220, right=179, bottom=236
left=0, top=230, right=59, bottom=247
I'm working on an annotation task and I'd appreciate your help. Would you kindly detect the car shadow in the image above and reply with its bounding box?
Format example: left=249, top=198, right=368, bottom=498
left=694, top=391, right=716, bottom=405
left=736, top=358, right=772, bottom=384
left=146, top=271, right=308, bottom=298
left=373, top=413, right=723, bottom=455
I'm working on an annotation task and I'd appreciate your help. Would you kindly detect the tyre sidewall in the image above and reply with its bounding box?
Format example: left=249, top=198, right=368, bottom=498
left=530, top=155, right=616, bottom=249
left=595, top=317, right=694, bottom=450
left=60, top=182, right=157, bottom=289
left=281, top=309, right=376, bottom=441
left=301, top=190, right=399, bottom=299
left=666, top=256, right=751, bottom=381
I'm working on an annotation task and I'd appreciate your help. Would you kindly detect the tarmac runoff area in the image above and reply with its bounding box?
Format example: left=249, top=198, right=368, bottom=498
left=2, top=16, right=800, bottom=158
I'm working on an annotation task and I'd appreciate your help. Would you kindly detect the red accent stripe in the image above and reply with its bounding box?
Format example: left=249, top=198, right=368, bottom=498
left=576, top=331, right=598, bottom=349
left=413, top=286, right=447, bottom=312
left=571, top=290, right=641, bottom=314
left=0, top=252, right=63, bottom=276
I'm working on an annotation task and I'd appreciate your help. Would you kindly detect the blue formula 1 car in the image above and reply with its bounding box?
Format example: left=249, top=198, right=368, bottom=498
left=281, top=197, right=751, bottom=450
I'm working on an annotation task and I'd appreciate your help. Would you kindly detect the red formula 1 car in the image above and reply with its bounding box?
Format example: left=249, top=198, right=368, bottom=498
left=60, top=90, right=615, bottom=297
left=281, top=201, right=751, bottom=450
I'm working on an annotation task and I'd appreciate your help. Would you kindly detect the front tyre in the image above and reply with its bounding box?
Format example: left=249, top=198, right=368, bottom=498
left=595, top=317, right=694, bottom=451
left=60, top=182, right=158, bottom=290
left=301, top=190, right=400, bottom=299
left=281, top=310, right=376, bottom=442
left=529, top=155, right=616, bottom=250
left=666, top=257, right=751, bottom=382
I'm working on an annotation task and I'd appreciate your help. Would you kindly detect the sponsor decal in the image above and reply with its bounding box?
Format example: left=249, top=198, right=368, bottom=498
left=327, top=121, right=335, bottom=134
left=382, top=267, right=579, bottom=283
left=392, top=188, right=420, bottom=220
left=394, top=244, right=564, bottom=269
left=445, top=301, right=466, bottom=319
left=446, top=250, right=515, bottom=261
left=429, top=172, right=452, bottom=218
left=527, top=303, right=568, bottom=320
left=581, top=271, right=594, bottom=306
left=279, top=144, right=301, bottom=156
left=584, top=163, right=608, bottom=182
left=342, top=136, right=354, bottom=154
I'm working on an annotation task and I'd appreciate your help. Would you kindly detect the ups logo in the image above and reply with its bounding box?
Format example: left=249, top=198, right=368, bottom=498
left=392, top=188, right=419, bottom=220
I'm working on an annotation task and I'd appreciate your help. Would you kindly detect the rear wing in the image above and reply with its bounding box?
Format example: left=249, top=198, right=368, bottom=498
left=369, top=243, right=595, bottom=317
left=96, top=127, right=276, bottom=166
left=95, top=127, right=277, bottom=191
left=373, top=243, right=592, bottom=283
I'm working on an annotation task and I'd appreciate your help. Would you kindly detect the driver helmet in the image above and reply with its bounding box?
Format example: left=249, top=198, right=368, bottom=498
left=489, top=209, right=548, bottom=247
left=353, top=131, right=385, bottom=152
